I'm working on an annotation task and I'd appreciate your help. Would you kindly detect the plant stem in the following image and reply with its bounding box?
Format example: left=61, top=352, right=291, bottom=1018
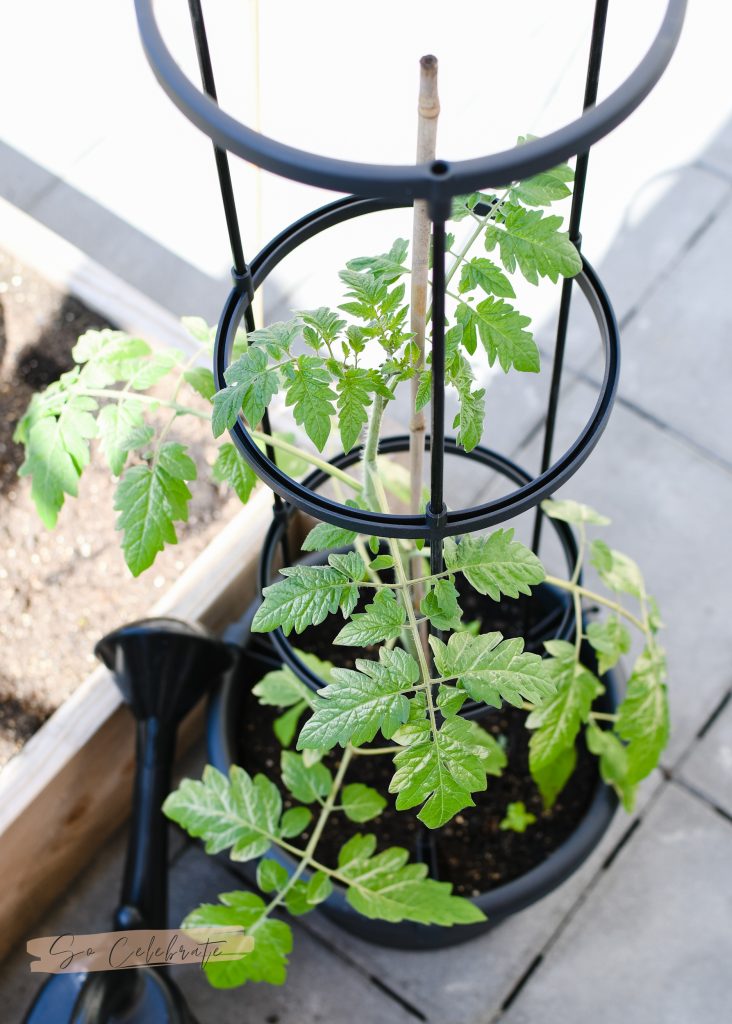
left=249, top=430, right=363, bottom=492
left=362, top=394, right=388, bottom=513
left=544, top=575, right=647, bottom=634
left=257, top=747, right=354, bottom=924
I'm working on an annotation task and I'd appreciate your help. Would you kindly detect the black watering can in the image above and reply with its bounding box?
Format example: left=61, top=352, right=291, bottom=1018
left=23, top=618, right=235, bottom=1024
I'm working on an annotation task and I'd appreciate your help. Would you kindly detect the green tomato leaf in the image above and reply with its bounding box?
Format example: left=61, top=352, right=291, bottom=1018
left=212, top=442, right=258, bottom=504
left=97, top=401, right=152, bottom=477
left=301, top=521, right=358, bottom=552
left=280, top=751, right=332, bottom=804
left=18, top=395, right=98, bottom=526
left=333, top=589, right=405, bottom=646
left=252, top=564, right=359, bottom=635
left=458, top=257, right=515, bottom=298
left=485, top=204, right=581, bottom=284
left=420, top=578, right=464, bottom=631
left=279, top=806, right=312, bottom=839
left=499, top=801, right=537, bottom=832
left=297, top=648, right=418, bottom=751
left=591, top=540, right=645, bottom=599
left=113, top=442, right=196, bottom=576
left=338, top=835, right=485, bottom=925
left=391, top=715, right=506, bottom=828
left=616, top=645, right=669, bottom=783
left=527, top=659, right=603, bottom=773
left=212, top=347, right=279, bottom=437
left=336, top=367, right=374, bottom=453
left=532, top=743, right=577, bottom=810
left=430, top=630, right=558, bottom=708
left=510, top=141, right=573, bottom=207
left=457, top=298, right=539, bottom=373
left=341, top=783, right=387, bottom=823
left=540, top=498, right=610, bottom=526
left=256, top=858, right=289, bottom=894
left=183, top=891, right=292, bottom=988
left=586, top=617, right=632, bottom=675
left=163, top=765, right=282, bottom=861
left=284, top=356, right=337, bottom=452
left=586, top=723, right=637, bottom=812
left=443, top=529, right=546, bottom=600
left=183, top=366, right=216, bottom=402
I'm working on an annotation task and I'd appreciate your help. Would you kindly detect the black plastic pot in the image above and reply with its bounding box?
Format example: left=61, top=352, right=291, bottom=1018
left=208, top=595, right=618, bottom=951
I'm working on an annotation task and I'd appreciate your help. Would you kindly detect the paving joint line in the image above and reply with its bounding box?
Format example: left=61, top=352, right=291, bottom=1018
left=489, top=775, right=671, bottom=1022
left=199, top=850, right=431, bottom=1020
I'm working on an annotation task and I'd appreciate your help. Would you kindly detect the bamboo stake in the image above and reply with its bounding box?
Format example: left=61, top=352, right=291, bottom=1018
left=409, top=56, right=439, bottom=642
left=409, top=54, right=440, bottom=517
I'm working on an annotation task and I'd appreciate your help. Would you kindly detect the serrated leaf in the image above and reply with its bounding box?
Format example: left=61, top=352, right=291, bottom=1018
left=299, top=307, right=346, bottom=349
left=452, top=373, right=486, bottom=453
left=248, top=320, right=300, bottom=359
left=337, top=835, right=485, bottom=925
left=97, top=401, right=152, bottom=476
left=113, top=442, right=196, bottom=576
left=586, top=723, right=636, bottom=812
left=212, top=347, right=279, bottom=437
left=591, top=540, right=645, bottom=598
left=532, top=743, right=577, bottom=809
left=281, top=751, right=332, bottom=804
left=252, top=564, right=358, bottom=635
left=390, top=715, right=506, bottom=828
left=347, top=238, right=409, bottom=283
left=586, top=617, right=632, bottom=675
left=181, top=316, right=215, bottom=346
left=616, top=646, right=669, bottom=783
left=527, top=660, right=602, bottom=773
left=430, top=631, right=557, bottom=708
left=297, top=648, right=418, bottom=750
left=415, top=370, right=432, bottom=411
left=510, top=142, right=573, bottom=207
left=420, top=579, right=464, bottom=631
left=284, top=357, right=336, bottom=451
left=184, top=366, right=216, bottom=401
left=336, top=368, right=373, bottom=453
left=451, top=192, right=497, bottom=222
left=253, top=665, right=315, bottom=709
left=341, top=783, right=387, bottom=823
left=369, top=554, right=394, bottom=572
left=18, top=396, right=98, bottom=526
left=125, top=351, right=180, bottom=390
left=183, top=891, right=292, bottom=987
left=212, top=442, right=258, bottom=504
left=459, top=298, right=539, bottom=373
left=333, top=589, right=405, bottom=646
left=541, top=498, right=610, bottom=526
left=163, top=765, right=282, bottom=861
left=485, top=204, right=581, bottom=284
left=458, top=257, right=515, bottom=298
left=301, top=521, right=358, bottom=552
left=443, top=529, right=546, bottom=600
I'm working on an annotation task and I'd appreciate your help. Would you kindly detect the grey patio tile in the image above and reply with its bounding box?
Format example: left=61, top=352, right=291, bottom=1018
left=500, top=783, right=732, bottom=1024
left=475, top=378, right=732, bottom=765
left=534, top=165, right=732, bottom=381
left=597, top=192, right=732, bottom=465
left=677, top=692, right=732, bottom=818
left=292, top=774, right=662, bottom=1024
left=168, top=846, right=418, bottom=1024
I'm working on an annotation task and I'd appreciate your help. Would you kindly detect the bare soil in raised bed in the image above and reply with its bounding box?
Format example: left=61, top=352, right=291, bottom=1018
left=0, top=248, right=241, bottom=768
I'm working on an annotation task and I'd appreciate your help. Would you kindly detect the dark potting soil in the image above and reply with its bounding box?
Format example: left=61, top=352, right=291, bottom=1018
left=235, top=580, right=598, bottom=898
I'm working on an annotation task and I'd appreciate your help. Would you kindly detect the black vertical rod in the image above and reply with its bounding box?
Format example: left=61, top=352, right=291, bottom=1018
left=187, top=0, right=287, bottom=549
left=531, top=0, right=610, bottom=554
left=429, top=217, right=447, bottom=578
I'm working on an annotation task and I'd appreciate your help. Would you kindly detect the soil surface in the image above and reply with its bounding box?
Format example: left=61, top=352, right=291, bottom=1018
left=0, top=248, right=241, bottom=768
left=234, top=583, right=599, bottom=898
